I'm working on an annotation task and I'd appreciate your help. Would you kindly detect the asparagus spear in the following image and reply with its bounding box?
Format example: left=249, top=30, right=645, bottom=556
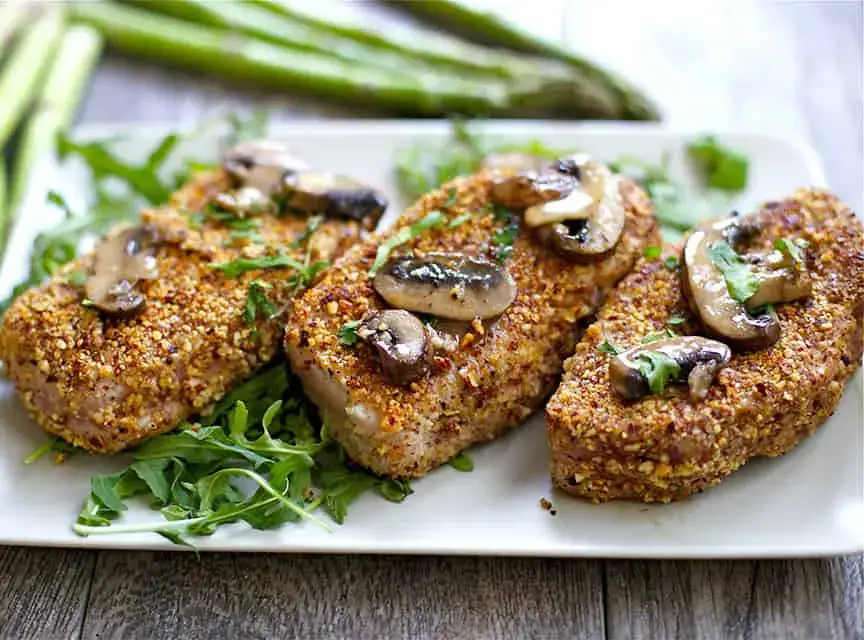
left=8, top=26, right=103, bottom=217
left=387, top=0, right=661, bottom=121
left=71, top=1, right=608, bottom=118
left=0, top=0, right=31, bottom=55
left=0, top=7, right=66, bottom=146
left=250, top=0, right=571, bottom=80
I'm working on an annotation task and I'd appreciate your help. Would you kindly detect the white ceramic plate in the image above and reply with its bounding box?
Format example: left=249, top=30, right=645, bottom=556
left=0, top=121, right=861, bottom=559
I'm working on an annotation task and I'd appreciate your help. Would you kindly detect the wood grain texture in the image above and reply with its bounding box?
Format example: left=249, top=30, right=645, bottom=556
left=605, top=557, right=864, bottom=640
left=0, top=546, right=95, bottom=640
left=81, top=552, right=604, bottom=640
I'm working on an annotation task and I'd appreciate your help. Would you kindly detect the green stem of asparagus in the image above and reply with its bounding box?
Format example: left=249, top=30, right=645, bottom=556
left=0, top=7, right=66, bottom=146
left=387, top=0, right=661, bottom=121
left=70, top=1, right=509, bottom=116
left=0, top=0, right=32, bottom=55
left=250, top=0, right=570, bottom=81
left=8, top=26, right=104, bottom=219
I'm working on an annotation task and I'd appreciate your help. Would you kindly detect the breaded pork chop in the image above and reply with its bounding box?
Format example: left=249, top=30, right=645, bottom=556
left=547, top=189, right=864, bottom=503
left=0, top=170, right=369, bottom=453
left=285, top=166, right=659, bottom=479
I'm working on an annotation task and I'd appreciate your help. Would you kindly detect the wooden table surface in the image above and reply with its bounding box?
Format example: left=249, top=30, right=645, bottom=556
left=2, top=2, right=862, bottom=638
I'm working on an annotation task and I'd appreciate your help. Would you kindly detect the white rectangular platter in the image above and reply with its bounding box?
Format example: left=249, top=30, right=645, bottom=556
left=0, top=120, right=861, bottom=558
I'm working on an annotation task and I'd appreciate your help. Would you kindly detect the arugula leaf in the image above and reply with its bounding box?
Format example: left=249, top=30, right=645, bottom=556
left=447, top=212, right=473, bottom=229
left=666, top=315, right=687, bottom=326
left=492, top=225, right=518, bottom=263
left=90, top=474, right=127, bottom=513
left=686, top=135, right=749, bottom=192
left=287, top=215, right=324, bottom=250
left=664, top=256, right=679, bottom=270
left=634, top=351, right=682, bottom=395
left=58, top=134, right=172, bottom=205
left=378, top=479, right=414, bottom=502
left=368, top=210, right=447, bottom=276
left=130, top=460, right=171, bottom=504
left=209, top=254, right=309, bottom=278
left=448, top=453, right=474, bottom=472
left=338, top=320, right=361, bottom=346
left=709, top=240, right=760, bottom=303
left=642, top=328, right=677, bottom=343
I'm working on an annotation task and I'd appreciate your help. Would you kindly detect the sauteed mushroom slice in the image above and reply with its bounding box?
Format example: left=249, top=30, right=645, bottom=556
left=222, top=140, right=308, bottom=193
left=609, top=336, right=731, bottom=401
left=357, top=310, right=433, bottom=386
left=212, top=186, right=276, bottom=216
left=681, top=216, right=811, bottom=350
left=489, top=171, right=578, bottom=210
left=85, top=225, right=161, bottom=317
left=527, top=157, right=626, bottom=261
left=282, top=172, right=387, bottom=223
left=373, top=252, right=517, bottom=321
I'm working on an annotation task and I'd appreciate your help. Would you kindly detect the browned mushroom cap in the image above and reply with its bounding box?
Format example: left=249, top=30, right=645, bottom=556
left=222, top=140, right=308, bottom=194
left=281, top=172, right=387, bottom=223
left=489, top=171, right=578, bottom=210
left=743, top=246, right=812, bottom=309
left=212, top=186, right=276, bottom=216
left=609, top=336, right=731, bottom=401
left=528, top=157, right=626, bottom=261
left=373, top=252, right=517, bottom=321
left=85, top=225, right=161, bottom=317
left=681, top=217, right=780, bottom=350
left=357, top=310, right=433, bottom=386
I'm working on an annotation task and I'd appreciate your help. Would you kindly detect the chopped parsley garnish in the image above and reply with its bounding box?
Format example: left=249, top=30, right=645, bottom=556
left=492, top=225, right=518, bottom=262
left=686, top=135, right=749, bottom=193
left=709, top=240, right=760, bottom=303
left=338, top=320, right=362, bottom=346
left=447, top=212, right=473, bottom=229
left=666, top=315, right=687, bottom=326
left=664, top=256, right=679, bottom=270
left=243, top=280, right=277, bottom=325
left=67, top=271, right=87, bottom=286
left=598, top=340, right=621, bottom=355
left=775, top=237, right=808, bottom=263
left=209, top=254, right=309, bottom=279
left=633, top=351, right=681, bottom=394
left=368, top=210, right=447, bottom=277
left=641, top=327, right=676, bottom=343
left=644, top=245, right=662, bottom=259
left=444, top=188, right=458, bottom=208
left=448, top=453, right=474, bottom=472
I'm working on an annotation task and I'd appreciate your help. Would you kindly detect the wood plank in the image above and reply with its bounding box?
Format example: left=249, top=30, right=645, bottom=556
left=81, top=552, right=604, bottom=640
left=605, top=556, right=864, bottom=640
left=0, top=546, right=95, bottom=640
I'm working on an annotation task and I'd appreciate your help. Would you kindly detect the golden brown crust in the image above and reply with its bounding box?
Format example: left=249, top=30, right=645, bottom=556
left=0, top=171, right=368, bottom=453
left=285, top=170, right=659, bottom=478
left=546, top=189, right=864, bottom=503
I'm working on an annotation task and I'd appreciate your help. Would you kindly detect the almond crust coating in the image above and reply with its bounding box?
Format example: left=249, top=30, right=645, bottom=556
left=0, top=171, right=369, bottom=453
left=546, top=189, right=864, bottom=503
left=285, top=170, right=659, bottom=478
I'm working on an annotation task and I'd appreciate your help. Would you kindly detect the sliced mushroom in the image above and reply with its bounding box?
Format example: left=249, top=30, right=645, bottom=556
left=281, top=172, right=387, bottom=223
left=609, top=336, right=731, bottom=401
left=373, top=252, right=517, bottom=321
left=681, top=216, right=810, bottom=350
left=743, top=247, right=812, bottom=310
left=357, top=310, right=433, bottom=386
left=212, top=186, right=276, bottom=216
left=85, top=225, right=161, bottom=317
left=480, top=152, right=550, bottom=176
left=528, top=158, right=626, bottom=261
left=222, top=140, right=308, bottom=194
left=489, top=171, right=578, bottom=210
